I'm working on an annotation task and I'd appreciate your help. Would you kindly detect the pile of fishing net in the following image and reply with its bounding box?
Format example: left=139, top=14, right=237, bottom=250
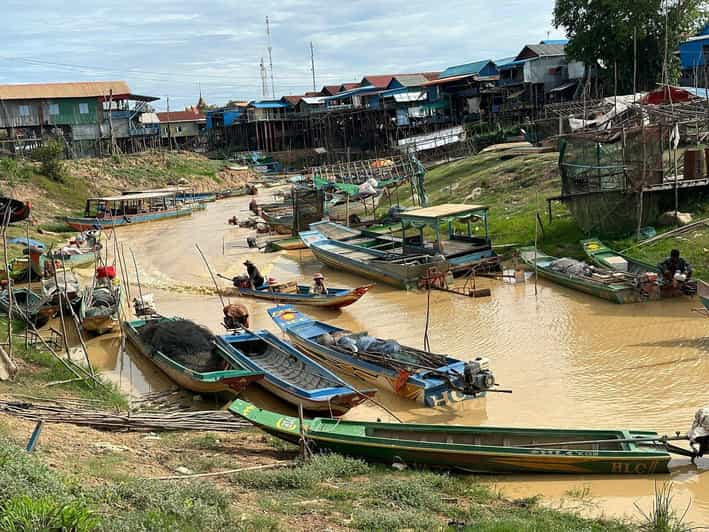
left=139, top=319, right=222, bottom=372
left=549, top=258, right=592, bottom=277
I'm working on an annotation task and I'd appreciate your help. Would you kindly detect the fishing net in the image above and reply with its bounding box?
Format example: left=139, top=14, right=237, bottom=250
left=139, top=319, right=222, bottom=373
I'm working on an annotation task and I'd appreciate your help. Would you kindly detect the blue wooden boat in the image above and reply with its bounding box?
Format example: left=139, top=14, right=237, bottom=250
left=268, top=305, right=496, bottom=407
left=66, top=192, right=192, bottom=231
left=216, top=329, right=374, bottom=415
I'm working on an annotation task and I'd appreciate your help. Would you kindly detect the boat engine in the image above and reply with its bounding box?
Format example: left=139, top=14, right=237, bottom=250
left=689, top=407, right=709, bottom=457
left=462, top=357, right=495, bottom=395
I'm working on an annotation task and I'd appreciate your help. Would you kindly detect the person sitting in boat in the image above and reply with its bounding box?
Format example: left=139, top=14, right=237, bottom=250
left=658, top=249, right=692, bottom=285
left=311, top=272, right=328, bottom=295
left=244, top=260, right=265, bottom=289
left=223, top=303, right=249, bottom=330
left=249, top=198, right=259, bottom=214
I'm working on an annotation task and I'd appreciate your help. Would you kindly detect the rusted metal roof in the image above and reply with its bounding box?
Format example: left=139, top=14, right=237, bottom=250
left=0, top=81, right=132, bottom=100
left=282, top=95, right=304, bottom=106
left=156, top=111, right=205, bottom=123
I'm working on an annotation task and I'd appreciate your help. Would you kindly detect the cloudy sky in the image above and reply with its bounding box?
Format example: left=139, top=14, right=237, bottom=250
left=2, top=0, right=564, bottom=111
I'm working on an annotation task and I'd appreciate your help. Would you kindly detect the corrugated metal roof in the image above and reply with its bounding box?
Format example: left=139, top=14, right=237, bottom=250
left=497, top=58, right=530, bottom=70
left=250, top=100, right=289, bottom=109
left=156, top=111, right=205, bottom=123
left=439, top=60, right=495, bottom=80
left=362, top=75, right=396, bottom=88
left=302, top=96, right=327, bottom=104
left=393, top=91, right=427, bottom=103
left=0, top=81, right=131, bottom=100
left=516, top=43, right=566, bottom=60
left=322, top=85, right=341, bottom=96
left=494, top=56, right=517, bottom=68
left=281, top=95, right=304, bottom=106
left=394, top=74, right=432, bottom=87
left=421, top=73, right=475, bottom=86
left=325, top=86, right=382, bottom=100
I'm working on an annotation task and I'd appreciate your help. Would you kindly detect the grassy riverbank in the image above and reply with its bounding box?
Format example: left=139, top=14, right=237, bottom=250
left=0, top=323, right=648, bottom=532
left=419, top=151, right=709, bottom=278
left=0, top=426, right=634, bottom=532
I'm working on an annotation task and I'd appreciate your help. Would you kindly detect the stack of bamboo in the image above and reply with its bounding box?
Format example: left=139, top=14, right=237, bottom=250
left=0, top=399, right=250, bottom=433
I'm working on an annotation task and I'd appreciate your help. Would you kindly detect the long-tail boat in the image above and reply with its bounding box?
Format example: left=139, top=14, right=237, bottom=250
left=216, top=329, right=374, bottom=415
left=300, top=228, right=447, bottom=290
left=519, top=247, right=661, bottom=304
left=0, top=288, right=56, bottom=327
left=582, top=239, right=695, bottom=297
left=66, top=192, right=192, bottom=231
left=229, top=399, right=692, bottom=475
left=698, top=280, right=709, bottom=312
left=219, top=275, right=372, bottom=309
left=124, top=317, right=264, bottom=394
left=80, top=282, right=121, bottom=335
left=581, top=239, right=659, bottom=274
left=269, top=305, right=496, bottom=407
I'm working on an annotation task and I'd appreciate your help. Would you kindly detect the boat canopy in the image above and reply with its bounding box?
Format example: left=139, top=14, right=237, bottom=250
left=87, top=192, right=175, bottom=202
left=400, top=203, right=489, bottom=227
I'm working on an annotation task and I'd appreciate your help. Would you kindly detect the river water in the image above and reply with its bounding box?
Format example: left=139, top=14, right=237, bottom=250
left=82, top=193, right=709, bottom=525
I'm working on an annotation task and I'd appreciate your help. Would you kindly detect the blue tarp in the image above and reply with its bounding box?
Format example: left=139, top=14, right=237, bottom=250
left=8, top=237, right=45, bottom=249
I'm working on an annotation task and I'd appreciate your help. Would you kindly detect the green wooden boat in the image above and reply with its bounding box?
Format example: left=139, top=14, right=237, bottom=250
left=124, top=317, right=264, bottom=394
left=581, top=239, right=660, bottom=275
left=519, top=247, right=660, bottom=304
left=229, top=399, right=673, bottom=474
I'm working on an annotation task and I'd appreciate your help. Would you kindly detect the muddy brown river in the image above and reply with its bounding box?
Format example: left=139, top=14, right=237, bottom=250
left=82, top=192, right=709, bottom=525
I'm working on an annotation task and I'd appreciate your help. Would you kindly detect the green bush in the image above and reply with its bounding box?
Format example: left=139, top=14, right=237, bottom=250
left=0, top=496, right=97, bottom=532
left=32, top=139, right=66, bottom=182
left=352, top=508, right=439, bottom=531
left=0, top=438, right=68, bottom=500
left=94, top=479, right=234, bottom=532
left=231, top=453, right=369, bottom=490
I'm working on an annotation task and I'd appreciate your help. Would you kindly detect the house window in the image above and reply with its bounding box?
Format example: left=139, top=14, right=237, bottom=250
left=18, top=105, right=30, bottom=117
left=49, top=103, right=60, bottom=115
left=176, top=126, right=182, bottom=133
left=79, top=103, right=89, bottom=114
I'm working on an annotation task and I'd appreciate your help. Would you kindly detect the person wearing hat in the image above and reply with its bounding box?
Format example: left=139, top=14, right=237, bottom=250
left=658, top=249, right=692, bottom=286
left=244, top=260, right=265, bottom=289
left=311, top=272, right=328, bottom=295
left=223, top=302, right=250, bottom=330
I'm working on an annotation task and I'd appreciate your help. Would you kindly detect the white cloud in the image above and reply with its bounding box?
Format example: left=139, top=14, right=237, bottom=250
left=2, top=0, right=564, bottom=109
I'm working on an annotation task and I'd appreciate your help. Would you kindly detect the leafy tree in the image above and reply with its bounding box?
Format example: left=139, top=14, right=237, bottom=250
left=31, top=139, right=66, bottom=182
left=554, top=0, right=709, bottom=94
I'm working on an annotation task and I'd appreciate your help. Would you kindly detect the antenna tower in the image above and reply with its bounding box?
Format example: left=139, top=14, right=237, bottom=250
left=266, top=16, right=275, bottom=98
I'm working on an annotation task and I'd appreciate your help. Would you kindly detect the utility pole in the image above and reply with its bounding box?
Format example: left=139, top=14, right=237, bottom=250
left=266, top=16, right=275, bottom=98
left=166, top=96, right=173, bottom=150
left=310, top=41, right=316, bottom=92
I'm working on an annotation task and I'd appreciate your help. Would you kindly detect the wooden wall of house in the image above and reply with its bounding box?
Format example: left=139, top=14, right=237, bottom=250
left=0, top=98, right=99, bottom=128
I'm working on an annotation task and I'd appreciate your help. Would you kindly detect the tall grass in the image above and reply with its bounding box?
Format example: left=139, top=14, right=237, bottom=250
left=635, top=482, right=691, bottom=532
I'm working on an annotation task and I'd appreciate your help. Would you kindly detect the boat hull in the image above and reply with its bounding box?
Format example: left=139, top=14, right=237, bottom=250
left=306, top=238, right=445, bottom=290
left=230, top=401, right=671, bottom=475
left=124, top=319, right=263, bottom=394
left=269, top=306, right=485, bottom=408
left=216, top=330, right=373, bottom=415
left=66, top=207, right=192, bottom=231
left=520, top=247, right=652, bottom=304
left=222, top=284, right=372, bottom=309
